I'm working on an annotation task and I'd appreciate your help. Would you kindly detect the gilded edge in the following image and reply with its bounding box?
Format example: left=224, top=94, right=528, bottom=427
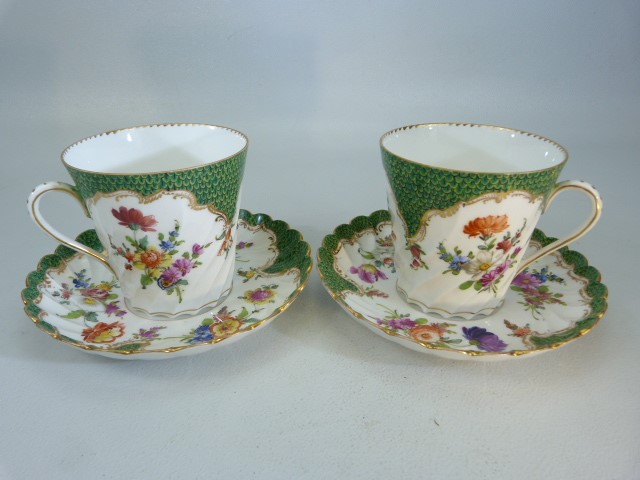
left=21, top=209, right=312, bottom=356
left=316, top=210, right=608, bottom=358
left=410, top=190, right=543, bottom=243
left=87, top=190, right=232, bottom=224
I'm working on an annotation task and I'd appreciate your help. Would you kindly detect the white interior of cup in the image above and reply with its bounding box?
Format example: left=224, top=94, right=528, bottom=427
left=381, top=124, right=567, bottom=173
left=63, top=124, right=247, bottom=174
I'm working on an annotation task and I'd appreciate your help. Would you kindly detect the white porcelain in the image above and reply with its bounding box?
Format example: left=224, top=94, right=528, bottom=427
left=381, top=123, right=602, bottom=319
left=22, top=210, right=311, bottom=360
left=27, top=124, right=248, bottom=319
left=318, top=211, right=608, bottom=361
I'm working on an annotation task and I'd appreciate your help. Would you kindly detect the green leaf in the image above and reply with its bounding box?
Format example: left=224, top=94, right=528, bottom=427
left=141, top=274, right=154, bottom=287
left=473, top=281, right=483, bottom=291
left=139, top=236, right=149, bottom=250
left=126, top=236, right=136, bottom=245
left=61, top=310, right=85, bottom=319
left=459, top=280, right=474, bottom=290
left=239, top=307, right=250, bottom=319
left=179, top=279, right=189, bottom=286
left=169, top=250, right=179, bottom=255
left=158, top=233, right=165, bottom=241
left=359, top=250, right=376, bottom=260
left=415, top=317, right=429, bottom=325
left=85, top=311, right=98, bottom=323
left=478, top=245, right=487, bottom=250
left=107, top=294, right=118, bottom=300
left=182, top=252, right=190, bottom=258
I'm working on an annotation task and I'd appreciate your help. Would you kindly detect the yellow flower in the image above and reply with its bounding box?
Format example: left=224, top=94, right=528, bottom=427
left=134, top=248, right=172, bottom=276
left=97, top=282, right=113, bottom=292
left=211, top=318, right=242, bottom=337
left=83, top=298, right=97, bottom=305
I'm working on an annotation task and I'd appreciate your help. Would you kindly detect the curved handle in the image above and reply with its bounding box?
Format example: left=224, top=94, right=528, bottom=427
left=517, top=180, right=602, bottom=274
left=27, top=182, right=112, bottom=270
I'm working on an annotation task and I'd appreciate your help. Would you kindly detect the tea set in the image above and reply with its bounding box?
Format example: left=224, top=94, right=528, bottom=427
left=22, top=123, right=608, bottom=361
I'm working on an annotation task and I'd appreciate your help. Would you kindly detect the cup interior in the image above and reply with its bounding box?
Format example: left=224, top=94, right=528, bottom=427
left=63, top=124, right=247, bottom=174
left=381, top=124, right=567, bottom=173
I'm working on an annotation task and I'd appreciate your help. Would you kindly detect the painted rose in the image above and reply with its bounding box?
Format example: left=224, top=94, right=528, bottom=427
left=80, top=287, right=111, bottom=301
left=462, top=326, right=507, bottom=352
left=192, top=243, right=205, bottom=256
left=409, top=324, right=449, bottom=343
left=496, top=239, right=513, bottom=253
left=211, top=318, right=242, bottom=337
left=244, top=287, right=277, bottom=304
left=463, top=215, right=509, bottom=238
left=111, top=207, right=158, bottom=232
left=81, top=321, right=125, bottom=343
left=350, top=264, right=388, bottom=284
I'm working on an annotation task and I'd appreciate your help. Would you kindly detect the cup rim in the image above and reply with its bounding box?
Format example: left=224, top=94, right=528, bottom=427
left=380, top=122, right=569, bottom=175
left=61, top=123, right=249, bottom=176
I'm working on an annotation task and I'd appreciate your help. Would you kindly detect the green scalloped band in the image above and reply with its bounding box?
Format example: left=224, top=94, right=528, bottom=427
left=382, top=150, right=563, bottom=238
left=67, top=150, right=246, bottom=221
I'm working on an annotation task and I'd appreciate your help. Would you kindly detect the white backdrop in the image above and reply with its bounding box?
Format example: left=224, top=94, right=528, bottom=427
left=1, top=1, right=638, bottom=478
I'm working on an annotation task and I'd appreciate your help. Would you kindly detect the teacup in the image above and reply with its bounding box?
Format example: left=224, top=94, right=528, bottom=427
left=381, top=123, right=602, bottom=319
left=28, top=123, right=247, bottom=319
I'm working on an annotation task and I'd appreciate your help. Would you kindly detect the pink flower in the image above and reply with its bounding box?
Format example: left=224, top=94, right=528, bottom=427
left=497, top=239, right=512, bottom=253
left=480, top=261, right=511, bottom=288
left=80, top=287, right=110, bottom=300
left=192, top=244, right=205, bottom=256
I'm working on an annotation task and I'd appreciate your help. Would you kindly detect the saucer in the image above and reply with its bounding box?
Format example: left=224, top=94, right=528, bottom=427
left=22, top=210, right=312, bottom=359
left=318, top=210, right=608, bottom=361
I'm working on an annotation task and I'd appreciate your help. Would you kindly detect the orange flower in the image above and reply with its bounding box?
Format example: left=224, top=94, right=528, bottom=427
left=513, top=326, right=532, bottom=337
left=463, top=215, right=509, bottom=237
left=409, top=324, right=448, bottom=343
left=82, top=321, right=125, bottom=343
left=134, top=248, right=172, bottom=272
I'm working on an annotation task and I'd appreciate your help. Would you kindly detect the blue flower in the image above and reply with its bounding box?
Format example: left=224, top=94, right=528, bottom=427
left=72, top=271, right=90, bottom=289
left=169, top=230, right=179, bottom=238
left=159, top=240, right=175, bottom=251
left=189, top=324, right=213, bottom=344
left=449, top=255, right=470, bottom=271
left=533, top=267, right=549, bottom=283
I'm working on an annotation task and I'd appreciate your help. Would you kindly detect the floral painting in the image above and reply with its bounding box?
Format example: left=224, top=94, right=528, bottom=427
left=109, top=207, right=219, bottom=303
left=437, top=214, right=526, bottom=294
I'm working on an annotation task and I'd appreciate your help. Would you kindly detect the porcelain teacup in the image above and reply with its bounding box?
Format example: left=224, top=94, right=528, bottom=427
left=381, top=123, right=602, bottom=319
left=28, top=123, right=247, bottom=319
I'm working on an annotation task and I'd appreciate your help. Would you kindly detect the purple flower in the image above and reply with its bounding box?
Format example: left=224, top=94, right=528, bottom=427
left=173, top=257, right=195, bottom=275
left=462, top=326, right=507, bottom=352
left=192, top=244, right=205, bottom=256
left=388, top=318, right=417, bottom=330
left=349, top=264, right=388, bottom=284
left=105, top=302, right=119, bottom=315
left=138, top=326, right=162, bottom=339
left=158, top=266, right=183, bottom=290
left=512, top=271, right=543, bottom=290
left=250, top=290, right=272, bottom=302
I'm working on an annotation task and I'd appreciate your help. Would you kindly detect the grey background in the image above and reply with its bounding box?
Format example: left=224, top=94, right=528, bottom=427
left=1, top=1, right=638, bottom=479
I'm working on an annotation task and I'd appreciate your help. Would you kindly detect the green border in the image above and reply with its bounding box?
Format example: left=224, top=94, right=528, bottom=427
left=317, top=210, right=608, bottom=355
left=22, top=209, right=312, bottom=353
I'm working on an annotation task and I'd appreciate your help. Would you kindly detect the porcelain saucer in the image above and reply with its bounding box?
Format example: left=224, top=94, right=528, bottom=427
left=318, top=210, right=608, bottom=361
left=22, top=210, right=312, bottom=360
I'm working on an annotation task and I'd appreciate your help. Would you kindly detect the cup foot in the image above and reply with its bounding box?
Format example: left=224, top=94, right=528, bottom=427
left=124, top=284, right=233, bottom=320
left=397, top=286, right=504, bottom=321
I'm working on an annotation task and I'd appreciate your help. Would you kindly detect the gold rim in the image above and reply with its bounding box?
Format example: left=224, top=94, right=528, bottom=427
left=380, top=122, right=569, bottom=176
left=61, top=123, right=249, bottom=176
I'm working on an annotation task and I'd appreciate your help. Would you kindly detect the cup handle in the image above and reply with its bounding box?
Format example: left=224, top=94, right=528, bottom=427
left=28, top=182, right=112, bottom=271
left=516, top=180, right=602, bottom=274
